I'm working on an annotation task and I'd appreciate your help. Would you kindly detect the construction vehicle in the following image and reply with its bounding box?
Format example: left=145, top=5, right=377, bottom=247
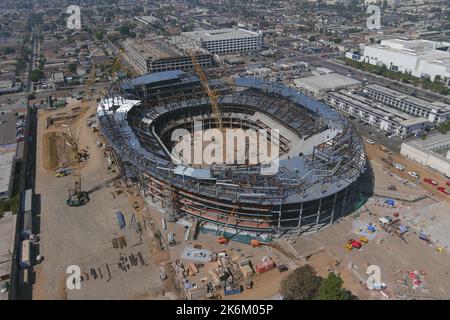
left=359, top=236, right=369, bottom=244
left=64, top=129, right=90, bottom=206
left=55, top=168, right=72, bottom=177
left=345, top=239, right=362, bottom=251
left=190, top=51, right=223, bottom=130
left=217, top=206, right=237, bottom=244
left=159, top=267, right=167, bottom=281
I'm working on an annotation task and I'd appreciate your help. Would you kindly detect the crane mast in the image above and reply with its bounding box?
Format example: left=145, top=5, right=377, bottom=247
left=190, top=52, right=223, bottom=130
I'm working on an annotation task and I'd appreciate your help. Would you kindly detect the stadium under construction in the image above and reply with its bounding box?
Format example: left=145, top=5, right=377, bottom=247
left=97, top=70, right=368, bottom=238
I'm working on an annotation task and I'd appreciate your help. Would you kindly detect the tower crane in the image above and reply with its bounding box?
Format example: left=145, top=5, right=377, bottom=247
left=190, top=52, right=223, bottom=130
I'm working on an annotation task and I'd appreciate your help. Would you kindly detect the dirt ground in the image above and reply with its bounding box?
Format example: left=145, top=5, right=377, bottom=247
left=275, top=140, right=450, bottom=300
left=32, top=98, right=179, bottom=300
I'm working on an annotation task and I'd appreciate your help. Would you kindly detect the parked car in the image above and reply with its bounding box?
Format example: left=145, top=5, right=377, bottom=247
left=366, top=139, right=375, bottom=145
left=423, top=178, right=438, bottom=186
left=437, top=186, right=450, bottom=195
left=408, top=171, right=420, bottom=179
left=0, top=281, right=9, bottom=293
left=277, top=265, right=289, bottom=272
left=392, top=163, right=405, bottom=171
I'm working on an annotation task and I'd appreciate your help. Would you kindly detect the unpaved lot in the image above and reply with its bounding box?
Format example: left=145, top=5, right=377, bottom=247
left=33, top=99, right=178, bottom=299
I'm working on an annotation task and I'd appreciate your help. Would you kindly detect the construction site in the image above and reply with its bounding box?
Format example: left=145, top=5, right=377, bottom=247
left=27, top=58, right=450, bottom=300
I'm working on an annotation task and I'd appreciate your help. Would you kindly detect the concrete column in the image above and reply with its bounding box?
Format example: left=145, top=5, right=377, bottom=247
left=296, top=201, right=304, bottom=236
left=315, top=198, right=322, bottom=232
left=330, top=192, right=338, bottom=224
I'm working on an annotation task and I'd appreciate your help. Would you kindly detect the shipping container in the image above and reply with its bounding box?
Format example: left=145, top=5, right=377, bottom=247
left=19, top=269, right=30, bottom=287
left=20, top=240, right=31, bottom=269
left=21, top=189, right=33, bottom=239
left=256, top=258, right=275, bottom=274
left=24, top=189, right=32, bottom=213
left=224, top=286, right=241, bottom=296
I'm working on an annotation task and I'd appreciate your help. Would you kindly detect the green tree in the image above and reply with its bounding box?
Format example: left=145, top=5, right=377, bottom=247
left=29, top=69, right=43, bottom=82
left=280, top=265, right=322, bottom=300
left=68, top=63, right=77, bottom=73
left=95, top=31, right=104, bottom=40
left=315, top=273, right=357, bottom=300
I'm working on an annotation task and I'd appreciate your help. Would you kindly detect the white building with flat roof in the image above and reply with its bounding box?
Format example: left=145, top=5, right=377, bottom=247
left=362, top=39, right=450, bottom=84
left=362, top=84, right=450, bottom=124
left=294, top=73, right=361, bottom=97
left=182, top=28, right=263, bottom=54
left=325, top=90, right=429, bottom=139
left=401, top=132, right=450, bottom=177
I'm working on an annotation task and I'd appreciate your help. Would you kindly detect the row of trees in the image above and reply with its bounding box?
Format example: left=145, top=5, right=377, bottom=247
left=280, top=265, right=357, bottom=300
left=340, top=57, right=450, bottom=95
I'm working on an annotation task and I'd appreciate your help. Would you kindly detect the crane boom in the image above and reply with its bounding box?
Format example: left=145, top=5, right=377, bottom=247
left=190, top=52, right=223, bottom=130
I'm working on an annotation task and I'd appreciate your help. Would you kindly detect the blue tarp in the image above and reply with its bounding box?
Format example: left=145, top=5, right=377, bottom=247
left=116, top=211, right=125, bottom=229
left=398, top=225, right=408, bottom=234
left=385, top=199, right=395, bottom=206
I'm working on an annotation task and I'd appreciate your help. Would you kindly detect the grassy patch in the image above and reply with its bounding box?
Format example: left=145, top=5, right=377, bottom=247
left=0, top=195, right=19, bottom=215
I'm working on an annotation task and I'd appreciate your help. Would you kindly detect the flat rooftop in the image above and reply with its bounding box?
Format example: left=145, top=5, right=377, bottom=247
left=364, top=83, right=450, bottom=112
left=0, top=212, right=16, bottom=278
left=295, top=73, right=361, bottom=92
left=407, top=131, right=450, bottom=149
left=0, top=145, right=16, bottom=196
left=328, top=91, right=428, bottom=127
left=0, top=114, right=17, bottom=145
left=124, top=38, right=208, bottom=61
left=183, top=28, right=260, bottom=42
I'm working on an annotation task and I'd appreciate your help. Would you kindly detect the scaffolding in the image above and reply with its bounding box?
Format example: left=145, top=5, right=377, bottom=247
left=98, top=75, right=367, bottom=236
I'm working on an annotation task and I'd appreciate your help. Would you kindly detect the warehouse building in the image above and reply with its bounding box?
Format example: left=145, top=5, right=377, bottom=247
left=401, top=132, right=450, bottom=177
left=362, top=84, right=450, bottom=124
left=362, top=39, right=450, bottom=84
left=122, top=38, right=212, bottom=75
left=0, top=114, right=18, bottom=200
left=294, top=73, right=361, bottom=97
left=0, top=212, right=16, bottom=289
left=182, top=28, right=263, bottom=54
left=325, top=90, right=429, bottom=139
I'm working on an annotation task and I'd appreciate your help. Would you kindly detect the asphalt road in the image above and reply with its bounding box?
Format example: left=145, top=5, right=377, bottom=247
left=349, top=118, right=403, bottom=153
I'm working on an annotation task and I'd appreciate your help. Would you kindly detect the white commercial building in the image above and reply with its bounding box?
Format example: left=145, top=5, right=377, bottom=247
left=182, top=28, right=263, bottom=54
left=294, top=73, right=361, bottom=97
left=362, top=84, right=450, bottom=124
left=401, top=132, right=450, bottom=177
left=325, top=90, right=429, bottom=139
left=362, top=39, right=450, bottom=84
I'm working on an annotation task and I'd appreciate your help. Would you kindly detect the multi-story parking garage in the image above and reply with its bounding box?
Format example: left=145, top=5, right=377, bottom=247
left=97, top=71, right=367, bottom=237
